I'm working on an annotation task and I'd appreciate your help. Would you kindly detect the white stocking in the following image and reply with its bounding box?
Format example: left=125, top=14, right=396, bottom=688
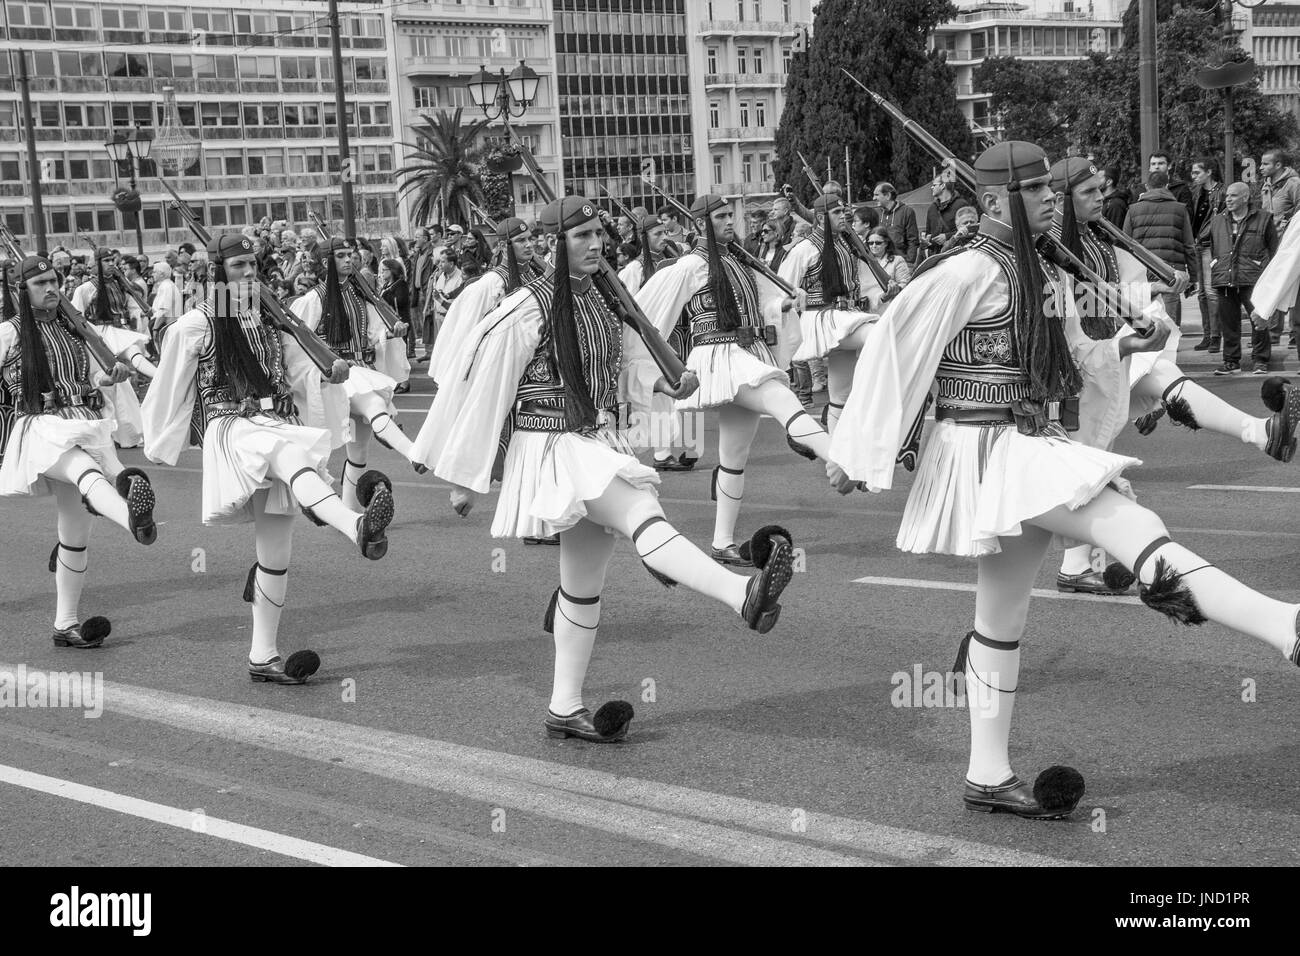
left=550, top=519, right=614, bottom=716
left=1137, top=359, right=1268, bottom=449
left=44, top=448, right=131, bottom=533
left=249, top=492, right=294, bottom=665
left=733, top=377, right=832, bottom=462
left=713, top=403, right=759, bottom=549
left=51, top=482, right=92, bottom=629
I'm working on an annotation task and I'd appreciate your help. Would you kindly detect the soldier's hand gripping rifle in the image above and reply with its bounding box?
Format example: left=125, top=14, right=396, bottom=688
left=641, top=179, right=800, bottom=300
left=841, top=71, right=1157, bottom=331
left=506, top=132, right=687, bottom=389
left=156, top=178, right=349, bottom=382
left=305, top=211, right=405, bottom=340
left=0, top=223, right=126, bottom=372
left=76, top=229, right=152, bottom=316
left=795, top=149, right=897, bottom=301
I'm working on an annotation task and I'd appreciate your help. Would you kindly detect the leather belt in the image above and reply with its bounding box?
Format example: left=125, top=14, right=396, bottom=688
left=805, top=296, right=854, bottom=310
left=936, top=397, right=1079, bottom=434
left=514, top=402, right=617, bottom=433
left=24, top=390, right=104, bottom=415
left=693, top=325, right=777, bottom=348
left=207, top=394, right=296, bottom=418
left=336, top=348, right=376, bottom=366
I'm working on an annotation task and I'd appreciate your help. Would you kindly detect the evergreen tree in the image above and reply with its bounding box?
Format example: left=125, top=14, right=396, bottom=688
left=774, top=0, right=971, bottom=207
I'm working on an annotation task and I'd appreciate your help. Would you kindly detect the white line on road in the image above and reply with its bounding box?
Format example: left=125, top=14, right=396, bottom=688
left=1188, top=484, right=1300, bottom=494
left=0, top=667, right=1080, bottom=867
left=853, top=575, right=1144, bottom=606
left=0, top=763, right=402, bottom=867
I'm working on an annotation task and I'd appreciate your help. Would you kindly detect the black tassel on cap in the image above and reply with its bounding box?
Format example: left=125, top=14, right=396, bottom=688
left=703, top=216, right=744, bottom=331
left=547, top=236, right=598, bottom=432
left=818, top=211, right=847, bottom=300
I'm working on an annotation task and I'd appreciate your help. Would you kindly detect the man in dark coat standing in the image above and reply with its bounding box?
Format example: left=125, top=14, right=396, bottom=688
left=1123, top=169, right=1196, bottom=326
left=1208, top=181, right=1280, bottom=376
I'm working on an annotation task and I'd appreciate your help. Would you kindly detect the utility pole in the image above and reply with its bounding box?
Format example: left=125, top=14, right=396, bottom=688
left=17, top=49, right=48, bottom=250
left=328, top=0, right=357, bottom=240
left=1137, top=0, right=1159, bottom=174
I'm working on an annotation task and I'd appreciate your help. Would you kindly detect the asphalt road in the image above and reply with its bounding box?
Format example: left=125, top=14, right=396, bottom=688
left=3, top=317, right=1300, bottom=867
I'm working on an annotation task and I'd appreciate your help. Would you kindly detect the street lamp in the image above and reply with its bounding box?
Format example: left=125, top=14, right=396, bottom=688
left=104, top=126, right=153, bottom=254
left=465, top=60, right=541, bottom=219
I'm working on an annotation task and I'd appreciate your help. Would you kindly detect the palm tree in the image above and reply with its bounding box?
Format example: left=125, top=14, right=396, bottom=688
left=396, top=108, right=488, bottom=227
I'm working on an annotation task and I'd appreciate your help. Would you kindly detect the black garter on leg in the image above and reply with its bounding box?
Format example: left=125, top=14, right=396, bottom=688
left=542, top=586, right=601, bottom=635
left=1161, top=376, right=1199, bottom=430
left=242, top=562, right=287, bottom=604
left=1131, top=536, right=1208, bottom=625
left=709, top=464, right=743, bottom=502
left=783, top=412, right=819, bottom=461
left=631, top=515, right=679, bottom=588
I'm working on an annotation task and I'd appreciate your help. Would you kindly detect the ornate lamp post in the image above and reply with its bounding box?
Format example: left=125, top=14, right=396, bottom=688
left=104, top=126, right=153, bottom=255
left=466, top=61, right=540, bottom=219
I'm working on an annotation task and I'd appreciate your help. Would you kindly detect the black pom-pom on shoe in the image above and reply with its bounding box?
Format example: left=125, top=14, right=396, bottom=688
left=354, top=469, right=392, bottom=508
left=283, top=650, right=321, bottom=681
left=740, top=525, right=793, bottom=570
left=81, top=616, right=112, bottom=644
left=1262, top=375, right=1288, bottom=413
left=1032, top=765, right=1086, bottom=816
left=592, top=700, right=634, bottom=738
left=1138, top=557, right=1207, bottom=625
left=1102, top=561, right=1136, bottom=592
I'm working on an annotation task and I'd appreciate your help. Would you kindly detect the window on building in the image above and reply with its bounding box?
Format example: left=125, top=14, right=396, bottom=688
left=707, top=47, right=718, bottom=74
left=783, top=0, right=790, bottom=22
left=753, top=48, right=764, bottom=73
left=737, top=0, right=745, bottom=21
left=756, top=101, right=766, bottom=126
left=713, top=155, right=723, bottom=185
left=759, top=152, right=771, bottom=183
left=739, top=100, right=750, bottom=126
left=413, top=87, right=439, bottom=109
left=742, top=155, right=753, bottom=184
left=445, top=36, right=464, bottom=58
left=752, top=1, right=761, bottom=20
left=0, top=156, right=20, bottom=181
left=737, top=48, right=748, bottom=74
left=782, top=47, right=791, bottom=74
left=709, top=101, right=720, bottom=128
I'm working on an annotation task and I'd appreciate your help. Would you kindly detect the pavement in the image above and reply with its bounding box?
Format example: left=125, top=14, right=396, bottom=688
left=3, top=307, right=1300, bottom=867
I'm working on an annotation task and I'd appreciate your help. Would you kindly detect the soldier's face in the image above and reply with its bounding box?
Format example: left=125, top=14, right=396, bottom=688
left=566, top=219, right=605, bottom=276
left=1021, top=177, right=1056, bottom=234
left=1071, top=174, right=1105, bottom=223
left=333, top=249, right=354, bottom=277
left=645, top=223, right=667, bottom=254
left=25, top=271, right=61, bottom=310
left=708, top=209, right=735, bottom=243
left=512, top=234, right=534, bottom=262
left=827, top=207, right=846, bottom=231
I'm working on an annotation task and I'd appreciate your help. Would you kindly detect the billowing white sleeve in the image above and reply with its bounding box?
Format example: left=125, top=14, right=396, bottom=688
left=1252, top=213, right=1300, bottom=318
left=1057, top=273, right=1129, bottom=451
left=777, top=239, right=816, bottom=295
left=830, top=254, right=1003, bottom=490
left=291, top=289, right=324, bottom=333
left=1115, top=247, right=1180, bottom=390
left=141, top=310, right=207, bottom=466
left=635, top=255, right=708, bottom=340
left=430, top=272, right=504, bottom=384
left=618, top=260, right=644, bottom=295
left=424, top=289, right=542, bottom=494
left=70, top=282, right=94, bottom=315
left=0, top=321, right=16, bottom=367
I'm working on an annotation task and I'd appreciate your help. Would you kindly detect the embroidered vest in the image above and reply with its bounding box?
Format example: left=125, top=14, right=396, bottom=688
left=798, top=231, right=858, bottom=307
left=1, top=315, right=100, bottom=418
left=1076, top=225, right=1124, bottom=340
left=934, top=236, right=1032, bottom=410
left=312, top=281, right=371, bottom=362
left=193, top=305, right=297, bottom=432
left=683, top=248, right=763, bottom=332
left=514, top=276, right=622, bottom=416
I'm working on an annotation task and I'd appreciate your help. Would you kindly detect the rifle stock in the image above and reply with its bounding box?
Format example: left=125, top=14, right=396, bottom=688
left=0, top=225, right=122, bottom=371
left=156, top=177, right=349, bottom=376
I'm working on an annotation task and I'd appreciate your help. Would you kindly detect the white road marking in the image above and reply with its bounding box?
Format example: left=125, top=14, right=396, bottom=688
left=1188, top=484, right=1300, bottom=494
left=853, top=575, right=1144, bottom=606
left=0, top=667, right=1081, bottom=867
left=0, top=763, right=402, bottom=867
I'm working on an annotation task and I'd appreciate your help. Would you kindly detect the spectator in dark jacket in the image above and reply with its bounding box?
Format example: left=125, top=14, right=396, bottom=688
left=921, top=175, right=972, bottom=260
left=1190, top=156, right=1227, bottom=350
left=1100, top=166, right=1131, bottom=229
left=1123, top=170, right=1197, bottom=325
left=1148, top=151, right=1193, bottom=209
left=1208, top=181, right=1279, bottom=375
left=872, top=181, right=919, bottom=265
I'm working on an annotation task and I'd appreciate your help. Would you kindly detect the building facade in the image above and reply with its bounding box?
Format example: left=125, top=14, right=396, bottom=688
left=0, top=0, right=399, bottom=256
left=391, top=0, right=562, bottom=228
left=687, top=0, right=812, bottom=209
left=1248, top=4, right=1300, bottom=125
left=931, top=0, right=1123, bottom=143
left=553, top=0, right=696, bottom=212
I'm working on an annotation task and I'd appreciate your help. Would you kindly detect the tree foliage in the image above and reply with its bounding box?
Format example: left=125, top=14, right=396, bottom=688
left=395, top=108, right=487, bottom=227
left=970, top=6, right=1297, bottom=187
left=774, top=0, right=972, bottom=207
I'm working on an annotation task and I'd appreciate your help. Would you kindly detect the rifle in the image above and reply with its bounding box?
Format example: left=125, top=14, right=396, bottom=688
left=641, top=179, right=800, bottom=298
left=75, top=229, right=153, bottom=316
left=0, top=224, right=124, bottom=371
left=305, top=211, right=403, bottom=338
left=841, top=71, right=1155, bottom=329
left=795, top=149, right=896, bottom=298
left=505, top=130, right=686, bottom=388
left=597, top=184, right=637, bottom=223
left=466, top=200, right=500, bottom=232
left=155, top=177, right=349, bottom=379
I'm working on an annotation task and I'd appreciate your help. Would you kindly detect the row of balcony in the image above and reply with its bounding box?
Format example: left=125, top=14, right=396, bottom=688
left=9, top=218, right=404, bottom=254
left=0, top=174, right=405, bottom=199
left=0, top=27, right=384, bottom=50
left=704, top=73, right=786, bottom=88
left=0, top=126, right=395, bottom=146
left=402, top=54, right=530, bottom=77
left=0, top=77, right=391, bottom=98
left=707, top=126, right=778, bottom=143
left=697, top=20, right=801, bottom=37
left=715, top=180, right=778, bottom=198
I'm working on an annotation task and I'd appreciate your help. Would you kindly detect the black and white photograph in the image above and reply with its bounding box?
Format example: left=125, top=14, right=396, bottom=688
left=0, top=0, right=1297, bottom=917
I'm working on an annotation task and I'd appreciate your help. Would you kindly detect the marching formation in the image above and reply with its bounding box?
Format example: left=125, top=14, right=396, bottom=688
left=7, top=96, right=1300, bottom=824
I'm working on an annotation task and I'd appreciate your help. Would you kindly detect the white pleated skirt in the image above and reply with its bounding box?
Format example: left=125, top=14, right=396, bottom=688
left=897, top=420, right=1140, bottom=557
left=320, top=363, right=398, bottom=449
left=0, top=413, right=116, bottom=497
left=792, top=307, right=875, bottom=362
left=491, top=426, right=660, bottom=539
left=375, top=335, right=411, bottom=385
left=676, top=341, right=786, bottom=410
left=200, top=414, right=332, bottom=525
